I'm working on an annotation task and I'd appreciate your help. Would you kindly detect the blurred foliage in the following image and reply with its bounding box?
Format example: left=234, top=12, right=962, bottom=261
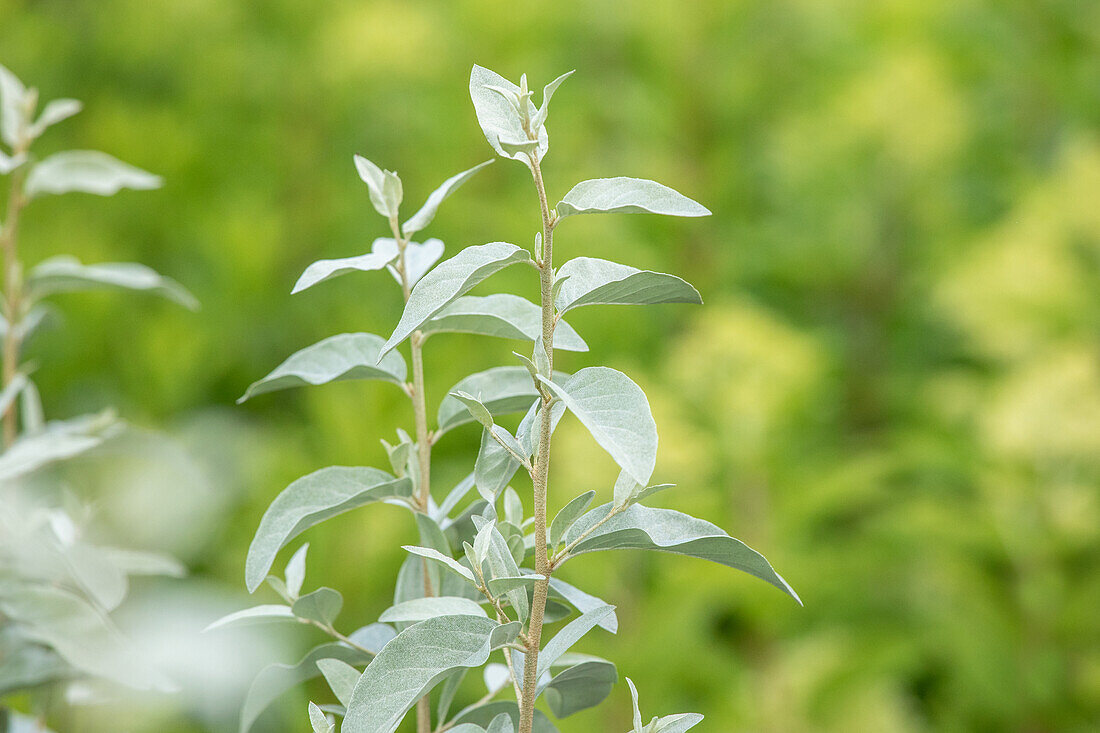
left=2, top=0, right=1099, bottom=730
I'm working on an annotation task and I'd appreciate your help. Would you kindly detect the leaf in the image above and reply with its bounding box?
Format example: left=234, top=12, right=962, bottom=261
left=380, top=242, right=531, bottom=357
left=486, top=713, right=515, bottom=733
left=0, top=373, right=27, bottom=416
left=562, top=503, right=801, bottom=604
left=469, top=65, right=548, bottom=163
left=401, top=545, right=476, bottom=584
left=627, top=678, right=643, bottom=733
left=0, top=411, right=120, bottom=482
left=449, top=701, right=557, bottom=733
left=554, top=257, right=701, bottom=314
left=485, top=575, right=543, bottom=597
left=291, top=251, right=395, bottom=294
left=238, top=333, right=407, bottom=403
left=245, top=467, right=413, bottom=592
left=292, top=587, right=343, bottom=626
left=549, top=492, right=595, bottom=549
left=372, top=237, right=444, bottom=288
left=25, top=151, right=162, bottom=197
left=27, top=255, right=198, bottom=310
left=649, top=714, right=705, bottom=732
left=353, top=155, right=402, bottom=218
left=451, top=391, right=495, bottom=430
left=475, top=428, right=521, bottom=503
left=309, top=702, right=334, bottom=733
left=240, top=641, right=377, bottom=733
left=284, top=543, right=309, bottom=598
left=316, top=658, right=360, bottom=707
left=423, top=294, right=587, bottom=351
left=436, top=668, right=468, bottom=724
left=472, top=520, right=528, bottom=622
left=546, top=577, right=618, bottom=634
left=539, top=658, right=617, bottom=718
left=438, top=367, right=568, bottom=436
left=403, top=160, right=493, bottom=237
left=99, top=547, right=186, bottom=578
left=435, top=473, right=477, bottom=522
left=204, top=605, right=295, bottom=632
left=0, top=63, right=28, bottom=148
left=0, top=149, right=26, bottom=175
left=555, top=177, right=710, bottom=219
left=342, top=615, right=519, bottom=733
left=530, top=71, right=574, bottom=131
left=378, top=596, right=486, bottom=623
left=30, top=98, right=82, bottom=137
left=535, top=605, right=616, bottom=678
left=537, top=367, right=657, bottom=485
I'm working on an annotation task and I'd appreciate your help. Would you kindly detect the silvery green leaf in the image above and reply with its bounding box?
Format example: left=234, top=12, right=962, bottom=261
left=554, top=257, right=701, bottom=314
left=292, top=587, right=343, bottom=626
left=436, top=668, right=468, bottom=723
left=539, top=658, right=617, bottom=718
left=650, top=713, right=705, bottom=732
left=27, top=255, right=198, bottom=310
left=99, top=547, right=186, bottom=578
left=402, top=160, right=493, bottom=237
left=309, top=701, right=334, bottom=733
left=498, top=138, right=540, bottom=156
left=19, top=378, right=44, bottom=434
left=240, top=641, right=376, bottom=733
left=562, top=503, right=801, bottom=603
left=537, top=367, right=657, bottom=485
left=483, top=662, right=511, bottom=693
left=0, top=373, right=27, bottom=416
left=0, top=149, right=26, bottom=175
left=485, top=574, right=542, bottom=597
left=612, top=472, right=641, bottom=507
left=0, top=410, right=120, bottom=482
left=471, top=519, right=527, bottom=621
left=353, top=155, right=402, bottom=219
left=451, top=390, right=495, bottom=430
left=530, top=71, right=574, bottom=131
left=549, top=492, right=595, bottom=549
left=627, top=678, right=643, bottom=733
left=204, top=605, right=295, bottom=632
left=342, top=615, right=519, bottom=733
left=0, top=64, right=28, bottom=147
left=402, top=545, right=477, bottom=584
left=555, top=177, right=709, bottom=219
left=469, top=65, right=547, bottom=163
left=291, top=251, right=395, bottom=294
left=29, top=98, right=81, bottom=137
left=438, top=367, right=568, bottom=436
left=449, top=702, right=557, bottom=733
left=546, top=578, right=618, bottom=634
left=435, top=473, right=476, bottom=522
left=379, top=596, right=486, bottom=623
left=503, top=487, right=523, bottom=526
left=284, top=543, right=309, bottom=598
left=316, top=658, right=360, bottom=707
left=239, top=333, right=407, bottom=403
left=25, top=151, right=162, bottom=197
left=61, top=540, right=128, bottom=610
left=535, top=605, right=616, bottom=678
left=516, top=397, right=567, bottom=458
left=381, top=242, right=531, bottom=357
left=423, top=294, right=587, bottom=351
left=0, top=583, right=174, bottom=692
left=533, top=334, right=551, bottom=380
left=486, top=713, right=515, bottom=733
left=475, top=428, right=520, bottom=503
left=473, top=519, right=495, bottom=569
left=245, top=467, right=412, bottom=592
left=372, top=237, right=444, bottom=288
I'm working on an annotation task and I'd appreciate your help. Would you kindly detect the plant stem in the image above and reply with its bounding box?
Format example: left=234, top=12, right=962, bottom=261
left=1, top=146, right=29, bottom=449
left=518, top=152, right=557, bottom=733
left=389, top=217, right=434, bottom=733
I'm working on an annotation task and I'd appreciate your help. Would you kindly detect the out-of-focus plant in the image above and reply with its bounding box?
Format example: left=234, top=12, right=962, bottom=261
left=218, top=66, right=800, bottom=733
left=0, top=63, right=196, bottom=732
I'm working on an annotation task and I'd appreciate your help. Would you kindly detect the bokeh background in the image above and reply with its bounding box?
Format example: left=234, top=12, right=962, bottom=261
left=3, top=0, right=1100, bottom=730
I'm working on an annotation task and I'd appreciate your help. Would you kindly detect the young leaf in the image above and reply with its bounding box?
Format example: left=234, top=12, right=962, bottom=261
left=535, top=605, right=616, bottom=678
left=292, top=251, right=395, bottom=294
left=475, top=427, right=522, bottom=503
left=549, top=491, right=595, bottom=549
left=378, top=596, right=487, bottom=623
left=284, top=543, right=309, bottom=598
left=554, top=257, right=701, bottom=314
left=450, top=390, right=496, bottom=430
left=203, top=605, right=295, bottom=632
left=0, top=149, right=27, bottom=174
left=238, top=333, right=408, bottom=403
left=627, top=678, right=643, bottom=733
left=469, top=65, right=547, bottom=163
left=0, top=63, right=28, bottom=147
left=0, top=410, right=120, bottom=483
left=561, top=503, right=801, bottom=604
left=438, top=367, right=568, bottom=436
left=341, top=615, right=519, bottom=733
left=353, top=155, right=402, bottom=218
left=380, top=242, right=531, bottom=357
left=372, top=237, right=444, bottom=288
left=555, top=177, right=710, bottom=219
left=486, top=713, right=515, bottom=733
left=27, top=256, right=199, bottom=310
left=309, top=701, right=334, bottom=733
left=649, top=713, right=705, bottom=732
left=422, top=294, right=587, bottom=351
left=292, top=587, right=343, bottom=626
left=25, top=151, right=162, bottom=198
left=537, top=367, right=658, bottom=486
left=401, top=545, right=477, bottom=585
left=473, top=520, right=528, bottom=621
left=29, top=98, right=81, bottom=138
left=245, top=467, right=413, bottom=592
left=316, top=658, right=360, bottom=707
left=530, top=71, right=574, bottom=131
left=402, top=160, right=493, bottom=237
left=546, top=578, right=618, bottom=634
left=485, top=574, right=543, bottom=597
left=538, top=658, right=617, bottom=718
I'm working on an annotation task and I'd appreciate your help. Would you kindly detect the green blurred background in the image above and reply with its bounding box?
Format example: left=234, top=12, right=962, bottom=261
left=3, top=0, right=1100, bottom=730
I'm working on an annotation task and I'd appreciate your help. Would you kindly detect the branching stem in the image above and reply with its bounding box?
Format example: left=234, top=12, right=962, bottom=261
left=1, top=140, right=30, bottom=448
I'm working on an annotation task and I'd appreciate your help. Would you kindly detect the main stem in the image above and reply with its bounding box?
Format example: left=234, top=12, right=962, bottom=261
left=518, top=153, right=556, bottom=733
left=1, top=149, right=29, bottom=449
left=391, top=217, right=434, bottom=733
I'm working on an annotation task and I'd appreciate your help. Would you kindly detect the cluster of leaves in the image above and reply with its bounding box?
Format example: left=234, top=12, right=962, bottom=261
left=0, top=64, right=195, bottom=730
left=218, top=66, right=798, bottom=733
